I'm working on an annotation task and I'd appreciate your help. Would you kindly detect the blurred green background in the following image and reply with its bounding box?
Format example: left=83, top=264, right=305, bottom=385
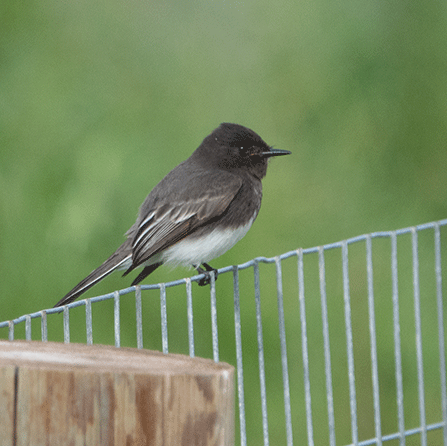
left=1, top=0, right=447, bottom=444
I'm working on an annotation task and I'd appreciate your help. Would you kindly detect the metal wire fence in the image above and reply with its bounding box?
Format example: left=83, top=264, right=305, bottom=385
left=2, top=219, right=447, bottom=446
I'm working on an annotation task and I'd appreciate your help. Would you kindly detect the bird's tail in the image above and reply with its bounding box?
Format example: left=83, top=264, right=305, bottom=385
left=54, top=241, right=132, bottom=308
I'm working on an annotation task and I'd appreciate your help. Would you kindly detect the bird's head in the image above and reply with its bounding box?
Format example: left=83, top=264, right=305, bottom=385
left=196, top=123, right=291, bottom=179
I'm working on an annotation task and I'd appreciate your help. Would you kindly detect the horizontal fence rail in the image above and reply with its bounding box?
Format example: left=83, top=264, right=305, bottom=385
left=2, top=218, right=447, bottom=446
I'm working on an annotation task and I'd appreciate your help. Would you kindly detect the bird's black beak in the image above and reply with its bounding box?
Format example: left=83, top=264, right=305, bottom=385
left=261, top=148, right=291, bottom=158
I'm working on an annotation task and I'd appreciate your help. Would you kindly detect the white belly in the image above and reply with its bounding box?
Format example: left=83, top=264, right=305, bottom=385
left=159, top=218, right=255, bottom=266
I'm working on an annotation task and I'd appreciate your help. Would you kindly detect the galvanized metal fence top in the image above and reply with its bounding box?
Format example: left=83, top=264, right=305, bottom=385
left=2, top=219, right=447, bottom=446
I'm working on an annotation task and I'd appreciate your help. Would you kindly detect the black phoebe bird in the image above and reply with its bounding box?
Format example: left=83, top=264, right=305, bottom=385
left=54, top=123, right=290, bottom=307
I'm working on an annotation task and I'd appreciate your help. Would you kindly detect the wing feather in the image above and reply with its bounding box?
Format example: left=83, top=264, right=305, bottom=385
left=130, top=170, right=242, bottom=268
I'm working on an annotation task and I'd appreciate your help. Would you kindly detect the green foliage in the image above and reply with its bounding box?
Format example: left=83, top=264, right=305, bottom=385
left=1, top=0, right=446, bottom=444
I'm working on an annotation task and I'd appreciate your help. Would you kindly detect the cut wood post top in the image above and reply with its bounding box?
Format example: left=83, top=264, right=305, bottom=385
left=0, top=340, right=233, bottom=375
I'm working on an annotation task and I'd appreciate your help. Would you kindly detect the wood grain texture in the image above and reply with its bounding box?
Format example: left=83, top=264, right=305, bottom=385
left=0, top=340, right=234, bottom=446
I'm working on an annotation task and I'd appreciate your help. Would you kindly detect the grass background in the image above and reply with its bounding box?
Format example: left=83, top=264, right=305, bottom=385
left=1, top=0, right=447, bottom=444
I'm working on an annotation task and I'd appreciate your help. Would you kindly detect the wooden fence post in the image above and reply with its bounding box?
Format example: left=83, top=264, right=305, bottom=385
left=0, top=340, right=234, bottom=446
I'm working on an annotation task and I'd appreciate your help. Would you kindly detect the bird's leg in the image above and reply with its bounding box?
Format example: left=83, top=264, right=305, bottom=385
left=195, top=262, right=219, bottom=286
left=202, top=262, right=219, bottom=282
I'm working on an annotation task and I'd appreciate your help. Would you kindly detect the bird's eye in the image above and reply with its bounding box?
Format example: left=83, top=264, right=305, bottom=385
left=239, top=146, right=250, bottom=156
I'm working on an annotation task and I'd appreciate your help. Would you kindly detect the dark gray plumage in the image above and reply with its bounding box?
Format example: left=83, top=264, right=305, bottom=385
left=54, top=123, right=290, bottom=307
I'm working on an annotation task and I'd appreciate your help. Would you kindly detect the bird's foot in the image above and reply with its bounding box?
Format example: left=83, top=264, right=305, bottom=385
left=195, top=263, right=219, bottom=286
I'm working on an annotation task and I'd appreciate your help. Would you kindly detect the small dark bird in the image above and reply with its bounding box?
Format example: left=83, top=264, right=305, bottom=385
left=54, top=123, right=290, bottom=307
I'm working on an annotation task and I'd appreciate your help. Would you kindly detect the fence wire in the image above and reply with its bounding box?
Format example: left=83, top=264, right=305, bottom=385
left=2, top=219, right=447, bottom=446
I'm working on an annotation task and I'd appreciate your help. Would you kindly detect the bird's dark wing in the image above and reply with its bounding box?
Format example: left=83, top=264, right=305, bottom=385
left=128, top=170, right=243, bottom=269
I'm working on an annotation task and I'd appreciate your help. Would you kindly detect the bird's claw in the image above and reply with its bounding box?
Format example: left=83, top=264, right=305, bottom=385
left=196, top=264, right=218, bottom=286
